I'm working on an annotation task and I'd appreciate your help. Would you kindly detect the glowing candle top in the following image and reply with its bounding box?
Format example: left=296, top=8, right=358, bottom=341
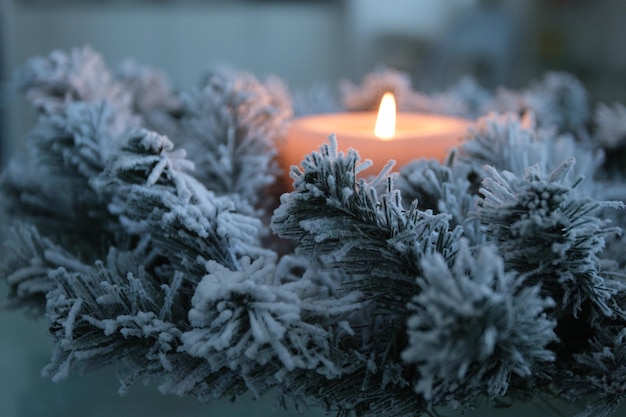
left=282, top=93, right=472, bottom=181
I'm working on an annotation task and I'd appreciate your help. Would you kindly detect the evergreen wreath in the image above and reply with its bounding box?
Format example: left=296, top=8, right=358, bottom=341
left=3, top=46, right=626, bottom=417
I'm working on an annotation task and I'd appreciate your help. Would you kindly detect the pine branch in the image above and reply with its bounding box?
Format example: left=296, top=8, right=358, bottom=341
left=99, top=128, right=269, bottom=277
left=594, top=102, right=626, bottom=150
left=179, top=256, right=363, bottom=396
left=292, top=83, right=341, bottom=116
left=340, top=68, right=416, bottom=111
left=115, top=59, right=181, bottom=118
left=526, top=72, right=589, bottom=134
left=176, top=69, right=292, bottom=216
left=0, top=225, right=90, bottom=315
left=340, top=68, right=468, bottom=116
left=476, top=160, right=625, bottom=321
left=556, top=325, right=626, bottom=417
left=490, top=72, right=589, bottom=135
left=17, top=46, right=131, bottom=116
left=402, top=239, right=557, bottom=407
left=272, top=135, right=463, bottom=312
left=1, top=102, right=126, bottom=259
left=43, top=248, right=187, bottom=389
left=271, top=136, right=468, bottom=415
left=455, top=113, right=603, bottom=200
left=455, top=112, right=548, bottom=182
left=395, top=159, right=482, bottom=244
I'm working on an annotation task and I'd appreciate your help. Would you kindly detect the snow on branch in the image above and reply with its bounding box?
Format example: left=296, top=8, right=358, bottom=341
left=557, top=326, right=626, bottom=417
left=176, top=68, right=292, bottom=215
left=1, top=101, right=127, bottom=264
left=100, top=128, right=268, bottom=275
left=403, top=240, right=557, bottom=407
left=476, top=160, right=625, bottom=321
left=17, top=46, right=131, bottom=116
left=272, top=135, right=463, bottom=312
left=0, top=225, right=89, bottom=315
left=43, top=248, right=187, bottom=392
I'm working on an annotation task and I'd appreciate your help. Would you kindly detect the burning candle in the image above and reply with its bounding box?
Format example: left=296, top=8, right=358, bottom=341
left=282, top=93, right=471, bottom=180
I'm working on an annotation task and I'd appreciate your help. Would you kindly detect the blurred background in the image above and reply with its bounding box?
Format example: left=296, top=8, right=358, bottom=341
left=3, top=0, right=626, bottom=166
left=1, top=0, right=626, bottom=416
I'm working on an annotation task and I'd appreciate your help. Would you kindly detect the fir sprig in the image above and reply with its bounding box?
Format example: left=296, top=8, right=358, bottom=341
left=476, top=160, right=625, bottom=321
left=271, top=135, right=464, bottom=416
left=403, top=239, right=557, bottom=407
left=0, top=102, right=127, bottom=266
left=0, top=225, right=88, bottom=315
left=272, top=135, right=463, bottom=311
left=557, top=325, right=626, bottom=417
left=99, top=128, right=268, bottom=275
left=395, top=158, right=481, bottom=243
left=176, top=69, right=292, bottom=216
left=43, top=248, right=187, bottom=392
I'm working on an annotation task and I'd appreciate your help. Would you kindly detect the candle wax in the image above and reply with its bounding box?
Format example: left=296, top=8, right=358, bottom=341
left=282, top=112, right=471, bottom=180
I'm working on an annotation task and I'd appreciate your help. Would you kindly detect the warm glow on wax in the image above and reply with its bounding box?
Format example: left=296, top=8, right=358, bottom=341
left=281, top=95, right=472, bottom=186
left=374, top=92, right=396, bottom=140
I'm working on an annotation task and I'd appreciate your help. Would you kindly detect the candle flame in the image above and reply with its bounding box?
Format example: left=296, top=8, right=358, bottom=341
left=374, top=92, right=396, bottom=139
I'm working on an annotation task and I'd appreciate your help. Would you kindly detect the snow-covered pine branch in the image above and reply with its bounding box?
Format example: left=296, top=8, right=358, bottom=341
left=0, top=225, right=89, bottom=316
left=43, top=247, right=189, bottom=392
left=476, top=160, right=625, bottom=321
left=556, top=325, right=626, bottom=417
left=403, top=239, right=557, bottom=408
left=175, top=68, right=292, bottom=217
left=17, top=46, right=132, bottom=118
left=0, top=102, right=132, bottom=301
left=272, top=135, right=463, bottom=311
left=98, top=128, right=269, bottom=275
left=395, top=158, right=482, bottom=244
left=271, top=135, right=468, bottom=416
